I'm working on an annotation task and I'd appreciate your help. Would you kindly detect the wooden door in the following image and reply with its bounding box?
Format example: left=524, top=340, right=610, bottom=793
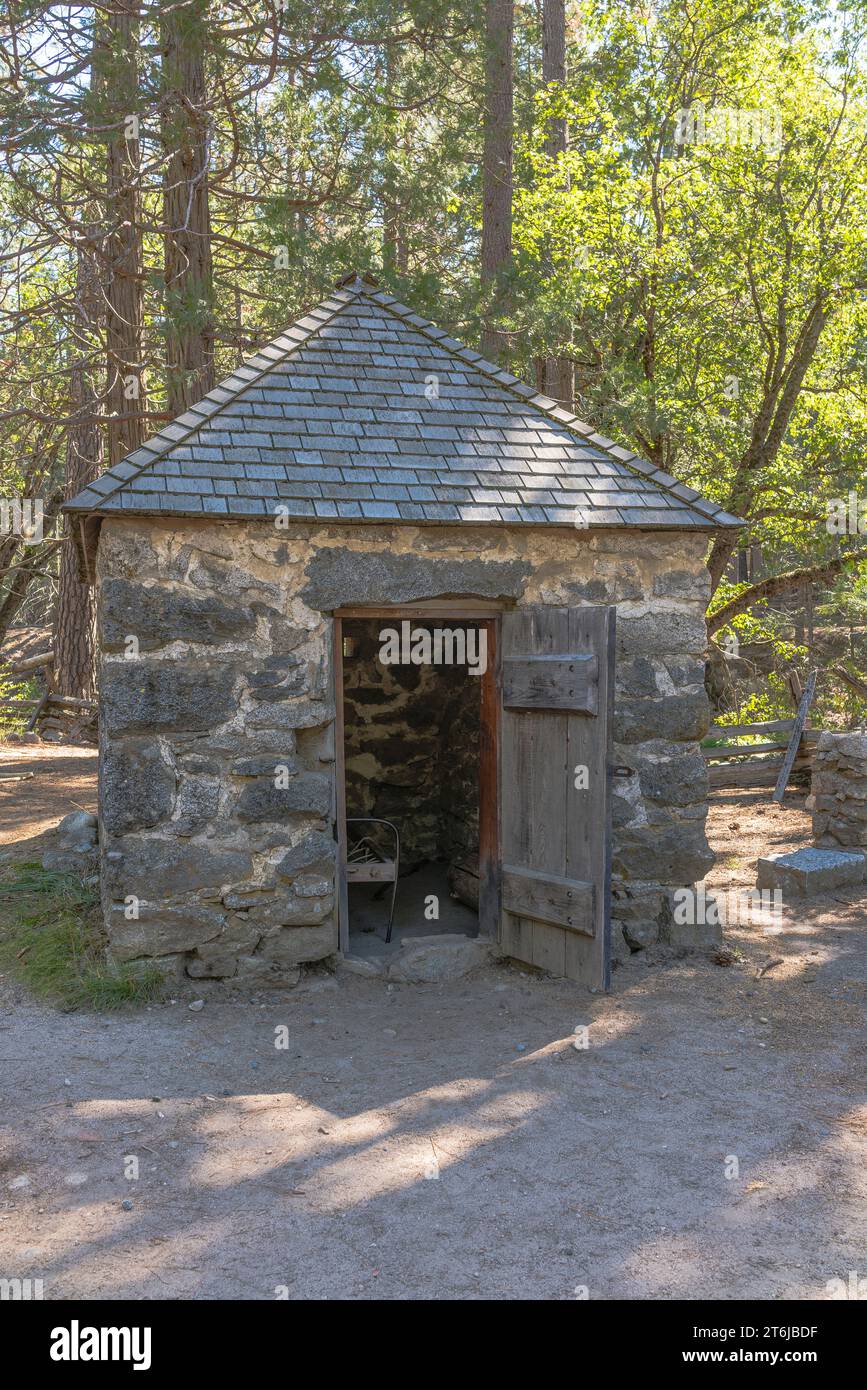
left=500, top=606, right=615, bottom=988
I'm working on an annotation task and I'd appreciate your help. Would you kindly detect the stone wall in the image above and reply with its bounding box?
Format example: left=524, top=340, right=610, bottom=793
left=95, top=517, right=715, bottom=980
left=809, top=731, right=867, bottom=850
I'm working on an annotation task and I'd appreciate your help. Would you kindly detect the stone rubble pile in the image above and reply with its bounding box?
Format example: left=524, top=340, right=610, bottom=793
left=808, top=731, right=867, bottom=850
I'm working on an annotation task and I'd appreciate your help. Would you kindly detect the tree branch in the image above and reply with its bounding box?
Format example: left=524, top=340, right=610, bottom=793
left=707, top=551, right=865, bottom=636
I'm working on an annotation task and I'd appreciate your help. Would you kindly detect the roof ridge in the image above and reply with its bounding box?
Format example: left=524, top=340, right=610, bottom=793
left=354, top=281, right=738, bottom=528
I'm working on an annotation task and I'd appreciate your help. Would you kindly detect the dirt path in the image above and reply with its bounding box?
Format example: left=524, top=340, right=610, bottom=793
left=705, top=785, right=813, bottom=893
left=0, top=752, right=864, bottom=1300
left=0, top=745, right=97, bottom=859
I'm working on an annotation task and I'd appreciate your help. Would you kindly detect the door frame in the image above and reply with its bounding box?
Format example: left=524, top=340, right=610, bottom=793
left=332, top=602, right=503, bottom=955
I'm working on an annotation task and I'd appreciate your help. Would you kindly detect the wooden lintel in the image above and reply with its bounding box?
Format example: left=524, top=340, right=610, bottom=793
left=336, top=601, right=507, bottom=619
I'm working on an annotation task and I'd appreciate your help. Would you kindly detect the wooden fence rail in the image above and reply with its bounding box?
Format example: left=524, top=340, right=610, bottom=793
left=0, top=695, right=96, bottom=712
left=704, top=717, right=816, bottom=790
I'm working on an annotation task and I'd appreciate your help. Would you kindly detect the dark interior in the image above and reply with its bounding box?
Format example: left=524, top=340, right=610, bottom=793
left=341, top=617, right=482, bottom=949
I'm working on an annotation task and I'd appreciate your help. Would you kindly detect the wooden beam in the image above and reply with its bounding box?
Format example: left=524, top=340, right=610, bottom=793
left=24, top=689, right=51, bottom=732
left=709, top=755, right=811, bottom=790
left=333, top=617, right=350, bottom=955
left=703, top=742, right=788, bottom=761
left=502, top=653, right=597, bottom=712
left=478, top=617, right=500, bottom=943
left=502, top=864, right=595, bottom=936
left=345, top=861, right=396, bottom=883
left=707, top=718, right=795, bottom=738
left=335, top=602, right=506, bottom=619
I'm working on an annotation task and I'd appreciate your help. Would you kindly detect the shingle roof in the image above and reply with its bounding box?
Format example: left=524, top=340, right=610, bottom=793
left=65, top=275, right=742, bottom=530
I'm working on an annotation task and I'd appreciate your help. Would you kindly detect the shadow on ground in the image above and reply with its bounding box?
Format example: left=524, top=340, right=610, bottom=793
left=0, top=761, right=864, bottom=1300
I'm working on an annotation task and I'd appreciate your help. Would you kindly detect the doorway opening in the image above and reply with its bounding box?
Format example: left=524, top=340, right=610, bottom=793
left=334, top=609, right=498, bottom=961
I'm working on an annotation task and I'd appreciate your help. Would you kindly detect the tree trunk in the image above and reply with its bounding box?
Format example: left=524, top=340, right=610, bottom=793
left=0, top=540, right=63, bottom=649
left=97, top=1, right=147, bottom=465
left=480, top=0, right=514, bottom=363
left=707, top=296, right=831, bottom=593
left=54, top=230, right=103, bottom=700
left=381, top=43, right=409, bottom=281
left=538, top=0, right=573, bottom=406
left=161, top=0, right=215, bottom=416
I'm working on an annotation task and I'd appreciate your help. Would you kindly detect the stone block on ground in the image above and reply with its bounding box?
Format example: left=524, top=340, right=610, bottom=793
left=337, top=954, right=385, bottom=979
left=42, top=810, right=99, bottom=875
left=387, top=934, right=493, bottom=984
left=756, top=847, right=866, bottom=897
left=57, top=809, right=97, bottom=848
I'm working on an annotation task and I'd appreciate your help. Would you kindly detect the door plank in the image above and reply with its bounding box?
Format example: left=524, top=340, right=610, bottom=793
left=533, top=921, right=567, bottom=977
left=502, top=608, right=570, bottom=973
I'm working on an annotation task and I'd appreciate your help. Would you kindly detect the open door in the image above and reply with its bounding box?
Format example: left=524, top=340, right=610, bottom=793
left=500, top=605, right=615, bottom=988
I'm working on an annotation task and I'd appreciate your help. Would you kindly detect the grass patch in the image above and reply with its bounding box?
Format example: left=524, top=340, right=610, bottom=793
left=0, top=861, right=164, bottom=1010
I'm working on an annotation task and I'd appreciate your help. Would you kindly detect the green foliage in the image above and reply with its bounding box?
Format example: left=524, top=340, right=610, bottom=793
left=1, top=0, right=865, bottom=689
left=515, top=1, right=867, bottom=517
left=0, top=862, right=164, bottom=1010
left=720, top=673, right=800, bottom=727
left=0, top=674, right=38, bottom=736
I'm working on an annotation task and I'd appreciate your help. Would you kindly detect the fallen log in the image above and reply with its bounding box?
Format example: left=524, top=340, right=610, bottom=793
left=0, top=650, right=54, bottom=676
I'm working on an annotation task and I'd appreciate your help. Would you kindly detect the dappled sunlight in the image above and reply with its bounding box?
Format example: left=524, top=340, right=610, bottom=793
left=22, top=1212, right=239, bottom=1302
left=180, top=1075, right=548, bottom=1208
left=4, top=897, right=865, bottom=1298
left=300, top=1093, right=549, bottom=1208
left=0, top=746, right=98, bottom=848
left=621, top=1136, right=865, bottom=1299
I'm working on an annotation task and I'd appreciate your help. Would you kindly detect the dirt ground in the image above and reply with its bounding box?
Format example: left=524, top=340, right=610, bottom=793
left=0, top=745, right=97, bottom=858
left=0, top=746, right=865, bottom=1300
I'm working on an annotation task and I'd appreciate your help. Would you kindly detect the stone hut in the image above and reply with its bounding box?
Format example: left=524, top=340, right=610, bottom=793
left=66, top=273, right=741, bottom=988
